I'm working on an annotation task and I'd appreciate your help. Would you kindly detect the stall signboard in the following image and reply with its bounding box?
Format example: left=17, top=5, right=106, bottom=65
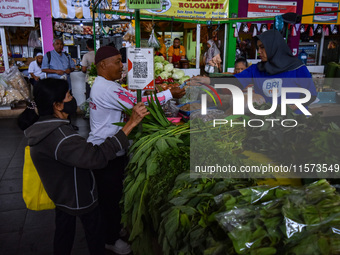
left=314, top=2, right=339, bottom=23
left=127, top=48, right=155, bottom=90
left=141, top=0, right=229, bottom=19
left=247, top=0, right=297, bottom=17
left=0, top=0, right=34, bottom=27
left=299, top=42, right=319, bottom=66
left=127, top=0, right=162, bottom=10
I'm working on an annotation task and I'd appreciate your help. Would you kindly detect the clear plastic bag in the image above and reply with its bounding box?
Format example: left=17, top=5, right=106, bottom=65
left=148, top=29, right=160, bottom=49
left=214, top=180, right=340, bottom=255
left=28, top=30, right=42, bottom=48
left=123, top=24, right=135, bottom=44
left=162, top=100, right=179, bottom=117
left=3, top=88, right=25, bottom=104
left=178, top=86, right=200, bottom=105
left=2, top=66, right=30, bottom=100
left=79, top=98, right=90, bottom=118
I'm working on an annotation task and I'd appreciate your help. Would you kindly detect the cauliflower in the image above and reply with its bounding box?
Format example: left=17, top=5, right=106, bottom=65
left=172, top=70, right=185, bottom=80
left=164, top=63, right=174, bottom=73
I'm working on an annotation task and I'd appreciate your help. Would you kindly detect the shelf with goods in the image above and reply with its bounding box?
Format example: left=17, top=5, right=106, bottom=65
left=0, top=28, right=34, bottom=115
left=53, top=19, right=132, bottom=58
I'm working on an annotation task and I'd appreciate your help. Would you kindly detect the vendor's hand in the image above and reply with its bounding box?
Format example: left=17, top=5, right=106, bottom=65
left=170, top=87, right=186, bottom=99
left=251, top=93, right=266, bottom=105
left=130, top=102, right=149, bottom=125
left=122, top=102, right=150, bottom=136
left=65, top=68, right=71, bottom=75
left=189, top=76, right=211, bottom=86
left=56, top=70, right=64, bottom=75
left=34, top=77, right=40, bottom=81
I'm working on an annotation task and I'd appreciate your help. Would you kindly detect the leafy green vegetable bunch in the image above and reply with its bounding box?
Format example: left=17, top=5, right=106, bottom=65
left=116, top=94, right=191, bottom=254
left=158, top=173, right=255, bottom=255
left=215, top=179, right=340, bottom=255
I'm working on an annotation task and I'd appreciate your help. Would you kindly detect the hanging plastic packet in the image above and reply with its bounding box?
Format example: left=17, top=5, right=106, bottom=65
left=123, top=24, right=136, bottom=44
left=148, top=29, right=160, bottom=49
left=274, top=15, right=284, bottom=32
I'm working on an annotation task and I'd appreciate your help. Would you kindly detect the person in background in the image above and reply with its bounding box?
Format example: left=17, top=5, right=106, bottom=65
left=81, top=39, right=95, bottom=99
left=203, top=39, right=222, bottom=73
left=18, top=78, right=149, bottom=255
left=235, top=40, right=248, bottom=60
left=88, top=46, right=185, bottom=254
left=155, top=36, right=167, bottom=58
left=222, top=58, right=249, bottom=75
left=234, top=58, right=248, bottom=74
left=41, top=38, right=75, bottom=90
left=324, top=40, right=340, bottom=64
left=168, top=38, right=186, bottom=63
left=28, top=52, right=45, bottom=86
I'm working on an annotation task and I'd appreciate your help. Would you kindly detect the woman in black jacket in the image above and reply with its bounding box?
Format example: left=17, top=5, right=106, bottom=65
left=18, top=78, right=148, bottom=255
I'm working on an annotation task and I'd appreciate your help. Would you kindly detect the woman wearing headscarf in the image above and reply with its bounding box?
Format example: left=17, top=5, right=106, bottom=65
left=191, top=30, right=317, bottom=112
left=203, top=39, right=222, bottom=73
left=234, top=29, right=317, bottom=111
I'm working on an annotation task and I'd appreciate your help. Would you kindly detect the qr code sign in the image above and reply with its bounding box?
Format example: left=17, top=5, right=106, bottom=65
left=133, top=62, right=148, bottom=78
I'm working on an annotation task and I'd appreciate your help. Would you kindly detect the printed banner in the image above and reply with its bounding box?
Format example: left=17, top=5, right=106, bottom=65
left=128, top=0, right=162, bottom=10
left=127, top=48, right=155, bottom=90
left=247, top=0, right=297, bottom=17
left=314, top=2, right=339, bottom=23
left=141, top=0, right=229, bottom=19
left=0, top=0, right=34, bottom=27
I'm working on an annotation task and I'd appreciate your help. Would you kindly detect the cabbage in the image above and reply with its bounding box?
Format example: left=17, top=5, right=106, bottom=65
left=163, top=60, right=170, bottom=65
left=164, top=63, right=174, bottom=73
left=154, top=55, right=165, bottom=63
left=172, top=70, right=185, bottom=80
left=172, top=68, right=180, bottom=73
left=155, top=69, right=163, bottom=76
left=155, top=62, right=163, bottom=71
left=159, top=71, right=171, bottom=80
left=179, top=75, right=190, bottom=84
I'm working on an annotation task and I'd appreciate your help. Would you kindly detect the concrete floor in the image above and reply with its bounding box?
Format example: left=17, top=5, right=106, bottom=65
left=0, top=116, right=116, bottom=255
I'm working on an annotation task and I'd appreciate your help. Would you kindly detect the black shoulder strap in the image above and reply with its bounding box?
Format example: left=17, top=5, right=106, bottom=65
left=64, top=52, right=71, bottom=67
left=47, top=51, right=71, bottom=67
left=47, top=51, right=51, bottom=65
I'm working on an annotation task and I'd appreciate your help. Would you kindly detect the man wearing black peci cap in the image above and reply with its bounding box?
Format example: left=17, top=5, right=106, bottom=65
left=87, top=46, right=185, bottom=254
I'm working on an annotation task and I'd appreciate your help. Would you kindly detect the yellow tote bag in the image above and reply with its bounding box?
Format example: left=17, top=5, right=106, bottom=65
left=22, top=146, right=55, bottom=210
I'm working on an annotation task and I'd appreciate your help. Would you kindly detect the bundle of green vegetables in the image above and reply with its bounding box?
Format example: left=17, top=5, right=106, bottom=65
left=116, top=93, right=191, bottom=254
left=215, top=179, right=340, bottom=255
left=158, top=174, right=255, bottom=255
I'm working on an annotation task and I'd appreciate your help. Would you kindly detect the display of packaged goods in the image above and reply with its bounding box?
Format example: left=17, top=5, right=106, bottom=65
left=2, top=66, right=30, bottom=100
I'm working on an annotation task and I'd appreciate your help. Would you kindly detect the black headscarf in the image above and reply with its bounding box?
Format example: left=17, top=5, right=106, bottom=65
left=256, top=29, right=303, bottom=75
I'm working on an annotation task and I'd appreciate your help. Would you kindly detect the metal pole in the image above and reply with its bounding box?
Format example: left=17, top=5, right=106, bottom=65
left=135, top=10, right=142, bottom=102
left=0, top=27, right=9, bottom=71
left=92, top=7, right=97, bottom=53
left=196, top=24, right=200, bottom=69
left=318, top=28, right=324, bottom=66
